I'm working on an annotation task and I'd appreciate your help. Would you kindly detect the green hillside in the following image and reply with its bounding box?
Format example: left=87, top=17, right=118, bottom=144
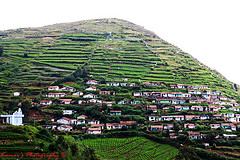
left=78, top=137, right=179, bottom=160
left=0, top=18, right=239, bottom=103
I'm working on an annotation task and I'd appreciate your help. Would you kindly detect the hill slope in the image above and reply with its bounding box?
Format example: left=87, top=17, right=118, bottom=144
left=0, top=18, right=239, bottom=102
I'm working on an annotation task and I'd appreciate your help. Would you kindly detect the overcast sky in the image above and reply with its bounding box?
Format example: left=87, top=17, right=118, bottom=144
left=1, top=0, right=240, bottom=85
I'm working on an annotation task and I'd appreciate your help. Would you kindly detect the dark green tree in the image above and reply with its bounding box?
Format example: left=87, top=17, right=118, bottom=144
left=176, top=146, right=200, bottom=160
left=0, top=44, right=3, bottom=56
left=21, top=100, right=30, bottom=117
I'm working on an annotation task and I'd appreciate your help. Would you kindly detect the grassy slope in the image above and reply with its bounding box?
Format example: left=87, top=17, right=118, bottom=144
left=78, top=137, right=179, bottom=160
left=0, top=18, right=239, bottom=101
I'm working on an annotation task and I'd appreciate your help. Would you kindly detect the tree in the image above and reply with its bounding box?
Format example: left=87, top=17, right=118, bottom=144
left=0, top=44, right=3, bottom=56
left=176, top=146, right=201, bottom=160
left=21, top=100, right=30, bottom=118
left=81, top=146, right=100, bottom=160
left=23, top=53, right=29, bottom=58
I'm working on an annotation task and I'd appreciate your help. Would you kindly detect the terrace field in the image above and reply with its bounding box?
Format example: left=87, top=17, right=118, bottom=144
left=78, top=137, right=179, bottom=160
left=0, top=18, right=239, bottom=102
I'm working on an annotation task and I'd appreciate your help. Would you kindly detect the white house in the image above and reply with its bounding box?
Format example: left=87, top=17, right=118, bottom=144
left=13, top=92, right=21, bottom=96
left=48, top=86, right=59, bottom=91
left=0, top=108, right=24, bottom=126
left=83, top=94, right=97, bottom=99
left=57, top=117, right=71, bottom=124
left=46, top=93, right=66, bottom=98
left=88, top=120, right=100, bottom=125
left=72, top=91, right=83, bottom=96
left=87, top=128, right=102, bottom=134
left=63, top=110, right=74, bottom=115
left=40, top=100, right=52, bottom=106
left=57, top=125, right=72, bottom=131
left=85, top=86, right=97, bottom=91
left=86, top=80, right=99, bottom=85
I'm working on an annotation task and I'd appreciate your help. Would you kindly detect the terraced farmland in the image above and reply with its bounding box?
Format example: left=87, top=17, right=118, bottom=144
left=78, top=137, right=179, bottom=160
left=0, top=18, right=239, bottom=100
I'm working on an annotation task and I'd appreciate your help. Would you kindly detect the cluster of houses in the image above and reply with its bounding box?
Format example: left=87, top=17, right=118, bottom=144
left=133, top=91, right=238, bottom=106
left=31, top=80, right=240, bottom=140
left=53, top=115, right=137, bottom=134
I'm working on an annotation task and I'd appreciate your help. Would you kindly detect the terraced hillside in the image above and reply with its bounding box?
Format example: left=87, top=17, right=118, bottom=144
left=0, top=18, right=239, bottom=102
left=78, top=137, right=179, bottom=160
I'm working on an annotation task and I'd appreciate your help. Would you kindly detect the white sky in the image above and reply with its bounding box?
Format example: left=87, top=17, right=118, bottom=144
left=1, top=0, right=240, bottom=85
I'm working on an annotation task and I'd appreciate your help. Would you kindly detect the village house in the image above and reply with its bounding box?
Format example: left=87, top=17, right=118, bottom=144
left=146, top=105, right=157, bottom=113
left=174, top=115, right=185, bottom=121
left=212, top=114, right=222, bottom=119
left=219, top=96, right=228, bottom=101
left=202, top=94, right=211, bottom=99
left=210, top=124, right=221, bottom=129
left=48, top=86, right=59, bottom=91
left=188, top=132, right=202, bottom=139
left=182, top=93, right=191, bottom=98
left=57, top=125, right=72, bottom=132
left=120, top=83, right=128, bottom=86
left=200, top=115, right=209, bottom=120
left=99, top=91, right=111, bottom=95
left=169, top=133, right=178, bottom=139
left=60, top=87, right=76, bottom=92
left=188, top=90, right=201, bottom=95
left=101, top=101, right=113, bottom=107
left=86, top=80, right=99, bottom=85
left=148, top=115, right=158, bottom=121
left=77, top=115, right=87, bottom=124
left=40, top=100, right=52, bottom=106
left=222, top=113, right=235, bottom=118
left=162, top=106, right=172, bottom=110
left=129, top=83, right=137, bottom=87
left=13, top=92, right=21, bottom=96
left=88, top=120, right=100, bottom=125
left=85, top=86, right=97, bottom=91
left=156, top=99, right=172, bottom=104
left=120, top=121, right=136, bottom=128
left=184, top=123, right=196, bottom=129
left=87, top=128, right=102, bottom=134
left=106, top=82, right=119, bottom=86
left=159, top=116, right=173, bottom=121
left=130, top=100, right=141, bottom=105
left=106, top=123, right=121, bottom=129
left=83, top=93, right=97, bottom=99
left=63, top=110, right=74, bottom=115
left=172, top=99, right=186, bottom=105
left=229, top=107, right=240, bottom=112
left=117, top=100, right=130, bottom=105
left=150, top=125, right=164, bottom=131
left=110, top=110, right=122, bottom=116
left=206, top=106, right=219, bottom=112
left=133, top=92, right=142, bottom=97
left=226, top=117, right=239, bottom=123
left=57, top=117, right=71, bottom=124
left=223, top=134, right=237, bottom=140
left=72, top=91, right=83, bottom=96
left=46, top=93, right=66, bottom=98
left=185, top=115, right=200, bottom=120
left=91, top=124, right=104, bottom=129
left=77, top=115, right=87, bottom=120
left=191, top=106, right=204, bottom=112
left=175, top=106, right=189, bottom=111
left=164, top=124, right=174, bottom=130
left=59, top=99, right=73, bottom=105
left=221, top=123, right=236, bottom=132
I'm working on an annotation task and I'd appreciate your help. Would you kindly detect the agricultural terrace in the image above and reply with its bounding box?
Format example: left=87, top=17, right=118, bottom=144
left=78, top=137, right=179, bottom=160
